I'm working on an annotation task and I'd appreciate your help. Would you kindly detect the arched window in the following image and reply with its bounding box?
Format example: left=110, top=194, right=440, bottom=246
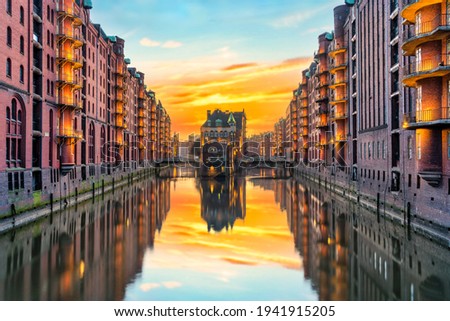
left=88, top=122, right=95, bottom=163
left=19, top=65, right=24, bottom=83
left=20, top=6, right=24, bottom=24
left=100, top=126, right=106, bottom=163
left=6, top=98, right=24, bottom=168
left=20, top=36, right=24, bottom=54
left=6, top=0, right=11, bottom=15
left=7, top=27, right=12, bottom=47
left=6, top=58, right=11, bottom=78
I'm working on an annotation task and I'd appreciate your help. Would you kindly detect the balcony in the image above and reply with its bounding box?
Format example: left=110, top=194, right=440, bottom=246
left=402, top=0, right=442, bottom=23
left=33, top=4, right=42, bottom=22
left=32, top=33, right=42, bottom=48
left=116, top=117, right=125, bottom=128
left=299, top=109, right=308, bottom=118
left=330, top=62, right=347, bottom=74
left=330, top=96, right=348, bottom=105
left=58, top=97, right=83, bottom=110
left=329, top=77, right=347, bottom=89
left=57, top=73, right=82, bottom=89
left=57, top=4, right=83, bottom=26
left=403, top=55, right=450, bottom=87
left=32, top=58, right=42, bottom=75
left=403, top=107, right=450, bottom=129
left=56, top=31, right=84, bottom=48
left=328, top=45, right=347, bottom=59
left=116, top=91, right=125, bottom=102
left=57, top=128, right=83, bottom=140
left=402, top=15, right=450, bottom=55
left=335, top=134, right=348, bottom=143
left=56, top=51, right=83, bottom=69
left=332, top=111, right=348, bottom=120
left=317, top=119, right=328, bottom=128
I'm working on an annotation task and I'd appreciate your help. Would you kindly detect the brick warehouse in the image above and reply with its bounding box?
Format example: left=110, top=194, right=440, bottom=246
left=287, top=0, right=450, bottom=240
left=0, top=0, right=173, bottom=215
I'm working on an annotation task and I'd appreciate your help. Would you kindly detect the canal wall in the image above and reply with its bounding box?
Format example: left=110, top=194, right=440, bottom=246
left=0, top=166, right=158, bottom=235
left=294, top=167, right=450, bottom=249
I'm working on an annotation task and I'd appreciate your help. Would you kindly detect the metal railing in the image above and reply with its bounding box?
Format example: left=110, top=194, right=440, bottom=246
left=404, top=54, right=450, bottom=76
left=404, top=107, right=450, bottom=123
left=404, top=14, right=450, bottom=41
left=58, top=128, right=83, bottom=139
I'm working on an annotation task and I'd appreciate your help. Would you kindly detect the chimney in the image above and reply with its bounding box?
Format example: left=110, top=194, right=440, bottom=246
left=207, top=110, right=211, bottom=118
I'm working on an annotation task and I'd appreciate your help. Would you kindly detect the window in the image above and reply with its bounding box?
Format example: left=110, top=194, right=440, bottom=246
left=417, top=133, right=421, bottom=160
left=20, top=36, right=24, bottom=54
left=19, top=65, right=24, bottom=83
left=6, top=58, right=11, bottom=78
left=447, top=131, right=450, bottom=159
left=7, top=26, right=12, bottom=47
left=88, top=122, right=95, bottom=163
left=6, top=99, right=24, bottom=168
left=408, top=136, right=413, bottom=159
left=20, top=6, right=24, bottom=25
left=6, top=0, right=11, bottom=15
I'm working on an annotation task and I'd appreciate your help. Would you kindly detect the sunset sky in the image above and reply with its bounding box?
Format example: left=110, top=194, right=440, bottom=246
left=91, top=0, right=343, bottom=139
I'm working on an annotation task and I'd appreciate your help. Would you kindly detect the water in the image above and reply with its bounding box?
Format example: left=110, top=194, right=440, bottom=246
left=0, top=170, right=449, bottom=300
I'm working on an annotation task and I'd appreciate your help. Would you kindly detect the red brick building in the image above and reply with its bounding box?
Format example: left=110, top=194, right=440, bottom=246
left=286, top=0, right=449, bottom=238
left=0, top=0, right=172, bottom=215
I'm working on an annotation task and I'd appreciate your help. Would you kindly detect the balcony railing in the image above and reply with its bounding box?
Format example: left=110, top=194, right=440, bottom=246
left=329, top=44, right=347, bottom=58
left=404, top=107, right=450, bottom=125
left=335, top=134, right=348, bottom=142
left=58, top=128, right=83, bottom=139
left=404, top=54, right=450, bottom=79
left=405, top=14, right=450, bottom=39
left=58, top=97, right=82, bottom=110
left=57, top=74, right=81, bottom=87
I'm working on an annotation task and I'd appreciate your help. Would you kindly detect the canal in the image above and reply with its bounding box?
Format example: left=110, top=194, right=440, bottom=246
left=0, top=169, right=449, bottom=300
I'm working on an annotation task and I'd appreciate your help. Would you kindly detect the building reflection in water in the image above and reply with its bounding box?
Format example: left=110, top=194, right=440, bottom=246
left=197, top=176, right=246, bottom=232
left=0, top=172, right=449, bottom=300
left=0, top=178, right=171, bottom=300
left=250, top=177, right=450, bottom=301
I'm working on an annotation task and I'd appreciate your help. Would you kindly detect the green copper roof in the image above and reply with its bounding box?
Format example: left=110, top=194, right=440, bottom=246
left=227, top=113, right=236, bottom=125
left=345, top=0, right=355, bottom=6
left=83, top=0, right=93, bottom=9
left=135, top=73, right=141, bottom=78
left=124, top=58, right=131, bottom=64
left=108, top=36, right=117, bottom=43
left=325, top=32, right=334, bottom=41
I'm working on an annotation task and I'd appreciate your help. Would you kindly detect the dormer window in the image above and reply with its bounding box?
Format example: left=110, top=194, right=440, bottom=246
left=207, top=120, right=211, bottom=126
left=215, top=119, right=222, bottom=127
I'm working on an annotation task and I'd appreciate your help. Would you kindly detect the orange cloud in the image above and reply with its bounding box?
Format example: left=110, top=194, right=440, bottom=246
left=145, top=55, right=312, bottom=137
left=222, top=63, right=258, bottom=72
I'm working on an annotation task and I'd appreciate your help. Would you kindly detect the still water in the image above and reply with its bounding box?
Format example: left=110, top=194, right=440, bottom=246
left=0, top=170, right=449, bottom=300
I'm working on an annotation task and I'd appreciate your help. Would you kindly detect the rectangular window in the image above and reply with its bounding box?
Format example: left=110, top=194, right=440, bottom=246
left=408, top=136, right=413, bottom=159
left=408, top=174, right=412, bottom=187
left=447, top=131, right=450, bottom=159
left=417, top=133, right=421, bottom=159
left=417, top=175, right=421, bottom=189
left=382, top=140, right=386, bottom=159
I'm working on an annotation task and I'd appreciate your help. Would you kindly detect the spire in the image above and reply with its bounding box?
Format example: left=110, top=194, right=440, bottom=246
left=227, top=112, right=236, bottom=125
